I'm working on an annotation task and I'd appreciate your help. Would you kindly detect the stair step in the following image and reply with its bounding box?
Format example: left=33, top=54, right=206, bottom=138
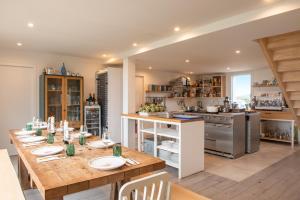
left=292, top=101, right=300, bottom=108
left=277, top=59, right=300, bottom=72
left=284, top=82, right=300, bottom=92
left=273, top=46, right=300, bottom=61
left=267, top=31, right=300, bottom=50
left=288, top=92, right=300, bottom=100
left=281, top=71, right=300, bottom=82
left=295, top=109, right=300, bottom=116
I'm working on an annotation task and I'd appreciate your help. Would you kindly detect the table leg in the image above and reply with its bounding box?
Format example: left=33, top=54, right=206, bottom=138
left=18, top=156, right=31, bottom=190
left=110, top=179, right=132, bottom=200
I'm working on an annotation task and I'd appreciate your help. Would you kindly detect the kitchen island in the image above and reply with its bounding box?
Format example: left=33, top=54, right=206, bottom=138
left=122, top=113, right=205, bottom=179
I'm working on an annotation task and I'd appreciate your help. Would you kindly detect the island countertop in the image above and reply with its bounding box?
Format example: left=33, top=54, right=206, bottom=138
left=122, top=113, right=204, bottom=124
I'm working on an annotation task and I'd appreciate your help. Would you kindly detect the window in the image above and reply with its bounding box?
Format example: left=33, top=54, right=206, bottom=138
left=231, top=74, right=251, bottom=107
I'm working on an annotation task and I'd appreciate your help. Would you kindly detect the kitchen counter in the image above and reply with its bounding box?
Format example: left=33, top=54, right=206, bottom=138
left=122, top=113, right=204, bottom=124
left=121, top=113, right=205, bottom=178
left=183, top=111, right=246, bottom=117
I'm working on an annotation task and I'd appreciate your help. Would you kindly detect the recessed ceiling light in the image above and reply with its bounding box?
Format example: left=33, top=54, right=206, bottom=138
left=132, top=43, right=138, bottom=47
left=16, top=42, right=23, bottom=46
left=188, top=72, right=194, bottom=74
left=226, top=67, right=231, bottom=70
left=148, top=66, right=152, bottom=70
left=27, top=22, right=34, bottom=28
left=235, top=50, right=241, bottom=54
left=102, top=54, right=107, bottom=58
left=185, top=59, right=190, bottom=63
left=174, top=26, right=180, bottom=32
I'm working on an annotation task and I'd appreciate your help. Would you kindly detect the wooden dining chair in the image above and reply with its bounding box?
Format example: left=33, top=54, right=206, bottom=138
left=119, top=172, right=171, bottom=200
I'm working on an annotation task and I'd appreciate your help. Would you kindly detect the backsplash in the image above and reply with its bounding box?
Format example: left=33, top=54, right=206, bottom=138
left=165, top=97, right=225, bottom=111
left=199, top=97, right=225, bottom=108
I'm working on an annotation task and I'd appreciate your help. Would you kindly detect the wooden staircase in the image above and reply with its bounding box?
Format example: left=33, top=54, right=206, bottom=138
left=258, top=30, right=300, bottom=125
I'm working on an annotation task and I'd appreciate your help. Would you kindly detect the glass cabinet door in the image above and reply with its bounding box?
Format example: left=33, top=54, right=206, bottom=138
left=46, top=77, right=63, bottom=122
left=66, top=77, right=82, bottom=126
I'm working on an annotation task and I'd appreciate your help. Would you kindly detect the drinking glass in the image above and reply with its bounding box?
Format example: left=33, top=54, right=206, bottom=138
left=113, top=144, right=122, bottom=157
left=79, top=133, right=86, bottom=145
left=47, top=133, right=54, bottom=144
left=26, top=123, right=33, bottom=131
left=66, top=143, right=75, bottom=156
left=36, top=128, right=42, bottom=136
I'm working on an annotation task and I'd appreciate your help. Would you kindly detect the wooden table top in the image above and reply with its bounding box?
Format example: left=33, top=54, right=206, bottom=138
left=122, top=113, right=204, bottom=123
left=9, top=130, right=165, bottom=200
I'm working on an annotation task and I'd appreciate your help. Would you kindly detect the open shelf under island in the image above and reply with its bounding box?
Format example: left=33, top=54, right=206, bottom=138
left=121, top=113, right=204, bottom=179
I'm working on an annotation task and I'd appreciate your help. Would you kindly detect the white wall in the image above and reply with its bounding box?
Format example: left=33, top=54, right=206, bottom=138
left=0, top=49, right=103, bottom=116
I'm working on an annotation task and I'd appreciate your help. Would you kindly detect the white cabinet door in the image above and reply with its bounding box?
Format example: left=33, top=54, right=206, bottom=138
left=0, top=65, right=36, bottom=155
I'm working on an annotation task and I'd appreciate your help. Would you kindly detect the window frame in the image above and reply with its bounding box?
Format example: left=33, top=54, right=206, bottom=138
left=230, top=73, right=252, bottom=105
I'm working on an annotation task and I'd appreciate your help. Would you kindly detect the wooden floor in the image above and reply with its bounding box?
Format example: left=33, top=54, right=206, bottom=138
left=11, top=148, right=300, bottom=200
left=168, top=149, right=300, bottom=200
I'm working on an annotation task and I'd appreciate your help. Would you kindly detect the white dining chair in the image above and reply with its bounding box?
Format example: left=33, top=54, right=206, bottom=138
left=119, top=172, right=171, bottom=200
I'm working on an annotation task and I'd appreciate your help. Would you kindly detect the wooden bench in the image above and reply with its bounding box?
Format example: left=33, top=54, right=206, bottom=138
left=0, top=149, right=25, bottom=200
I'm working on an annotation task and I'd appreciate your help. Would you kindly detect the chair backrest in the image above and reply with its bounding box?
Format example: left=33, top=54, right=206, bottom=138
left=119, top=172, right=171, bottom=200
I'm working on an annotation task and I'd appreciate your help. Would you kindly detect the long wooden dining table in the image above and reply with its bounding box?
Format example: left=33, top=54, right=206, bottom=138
left=9, top=129, right=165, bottom=200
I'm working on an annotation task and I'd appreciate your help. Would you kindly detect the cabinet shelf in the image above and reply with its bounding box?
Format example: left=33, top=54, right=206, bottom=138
left=157, top=145, right=179, bottom=154
left=141, top=128, right=179, bottom=139
left=158, top=157, right=179, bottom=168
left=261, top=136, right=292, bottom=143
left=40, top=74, right=83, bottom=128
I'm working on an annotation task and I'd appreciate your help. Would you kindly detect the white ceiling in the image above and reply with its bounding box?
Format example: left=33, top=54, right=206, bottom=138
left=132, top=9, right=300, bottom=74
left=0, top=0, right=292, bottom=61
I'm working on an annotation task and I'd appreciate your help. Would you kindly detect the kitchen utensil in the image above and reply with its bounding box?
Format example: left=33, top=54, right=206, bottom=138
left=88, top=156, right=126, bottom=170
left=19, top=136, right=46, bottom=143
left=31, top=146, right=64, bottom=157
left=36, top=155, right=66, bottom=163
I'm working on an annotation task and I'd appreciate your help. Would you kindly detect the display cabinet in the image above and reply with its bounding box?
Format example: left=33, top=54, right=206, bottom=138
left=39, top=75, right=84, bottom=128
left=84, top=105, right=101, bottom=136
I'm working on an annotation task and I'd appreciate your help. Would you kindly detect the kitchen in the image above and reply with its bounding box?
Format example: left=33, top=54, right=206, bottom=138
left=1, top=1, right=300, bottom=200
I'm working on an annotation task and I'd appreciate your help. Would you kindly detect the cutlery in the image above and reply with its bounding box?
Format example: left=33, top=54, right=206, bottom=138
left=23, top=141, right=44, bottom=147
left=128, top=158, right=140, bottom=165
left=37, top=155, right=66, bottom=163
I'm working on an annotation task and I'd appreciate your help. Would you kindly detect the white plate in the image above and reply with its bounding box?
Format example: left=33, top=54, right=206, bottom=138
left=87, top=140, right=115, bottom=149
left=73, top=132, right=93, bottom=139
left=88, top=156, right=126, bottom=170
left=56, top=127, right=74, bottom=132
left=14, top=130, right=36, bottom=136
left=19, top=136, right=46, bottom=143
left=31, top=146, right=64, bottom=157
left=33, top=125, right=48, bottom=130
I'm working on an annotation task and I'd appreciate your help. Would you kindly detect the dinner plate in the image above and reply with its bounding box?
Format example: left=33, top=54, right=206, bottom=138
left=19, top=136, right=46, bottom=143
left=73, top=132, right=93, bottom=139
left=87, top=140, right=115, bottom=149
left=31, top=146, right=64, bottom=157
left=56, top=127, right=74, bottom=132
left=14, top=130, right=36, bottom=136
left=88, top=156, right=126, bottom=170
